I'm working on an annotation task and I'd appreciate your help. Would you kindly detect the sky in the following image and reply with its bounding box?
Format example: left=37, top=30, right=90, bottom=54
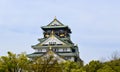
left=0, top=0, right=120, bottom=64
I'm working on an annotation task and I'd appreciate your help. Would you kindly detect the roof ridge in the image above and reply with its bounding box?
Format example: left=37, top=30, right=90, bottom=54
left=54, top=35, right=72, bottom=45
left=47, top=18, right=64, bottom=26
left=42, top=47, right=66, bottom=62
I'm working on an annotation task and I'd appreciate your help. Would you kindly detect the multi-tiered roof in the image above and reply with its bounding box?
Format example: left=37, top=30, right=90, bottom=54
left=28, top=18, right=81, bottom=62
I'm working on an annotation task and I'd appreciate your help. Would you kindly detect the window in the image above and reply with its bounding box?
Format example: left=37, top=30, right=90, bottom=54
left=63, top=48, right=67, bottom=52
left=42, top=49, right=46, bottom=52
left=49, top=42, right=56, bottom=45
left=36, top=49, right=46, bottom=52
left=59, top=48, right=63, bottom=52
left=72, top=49, right=75, bottom=52
left=63, top=48, right=71, bottom=52
left=52, top=48, right=58, bottom=52
left=65, top=57, right=71, bottom=60
left=67, top=48, right=71, bottom=51
left=37, top=49, right=42, bottom=52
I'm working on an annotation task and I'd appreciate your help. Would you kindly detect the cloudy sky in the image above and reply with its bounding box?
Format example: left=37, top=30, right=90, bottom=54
left=0, top=0, right=120, bottom=63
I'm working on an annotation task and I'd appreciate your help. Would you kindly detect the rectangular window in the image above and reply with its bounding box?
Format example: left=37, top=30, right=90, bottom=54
left=65, top=57, right=71, bottom=59
left=42, top=49, right=46, bottom=52
left=38, top=49, right=42, bottom=52
left=67, top=48, right=71, bottom=52
left=52, top=48, right=58, bottom=52
left=49, top=42, right=56, bottom=45
left=63, top=48, right=67, bottom=52
left=59, top=48, right=63, bottom=52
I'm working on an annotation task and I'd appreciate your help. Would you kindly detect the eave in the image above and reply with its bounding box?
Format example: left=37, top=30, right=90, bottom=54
left=32, top=45, right=73, bottom=49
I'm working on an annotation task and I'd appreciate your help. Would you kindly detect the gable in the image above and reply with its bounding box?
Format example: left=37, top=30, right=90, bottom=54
left=49, top=20, right=61, bottom=26
left=41, top=36, right=65, bottom=45
left=48, top=19, right=64, bottom=26
left=42, top=50, right=66, bottom=63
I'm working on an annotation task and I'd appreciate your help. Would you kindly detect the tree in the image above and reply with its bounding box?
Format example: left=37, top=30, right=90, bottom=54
left=28, top=56, right=62, bottom=72
left=110, top=51, right=120, bottom=60
left=83, top=60, right=102, bottom=72
left=60, top=61, right=83, bottom=72
left=97, top=65, right=116, bottom=72
left=105, top=59, right=120, bottom=72
left=0, top=52, right=29, bottom=72
left=1, top=51, right=120, bottom=72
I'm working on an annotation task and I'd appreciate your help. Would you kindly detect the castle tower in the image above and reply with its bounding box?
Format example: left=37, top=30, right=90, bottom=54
left=28, top=18, right=82, bottom=62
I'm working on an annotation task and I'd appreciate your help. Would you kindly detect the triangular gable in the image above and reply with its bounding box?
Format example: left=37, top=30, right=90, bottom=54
left=41, top=35, right=66, bottom=45
left=42, top=50, right=66, bottom=63
left=47, top=18, right=64, bottom=26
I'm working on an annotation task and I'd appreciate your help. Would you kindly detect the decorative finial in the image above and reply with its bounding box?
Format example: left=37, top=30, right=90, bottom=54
left=54, top=16, right=57, bottom=19
left=51, top=30, right=54, bottom=35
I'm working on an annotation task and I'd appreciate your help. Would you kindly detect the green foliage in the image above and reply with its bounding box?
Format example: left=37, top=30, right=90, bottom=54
left=0, top=52, right=29, bottom=72
left=28, top=56, right=62, bottom=72
left=83, top=60, right=102, bottom=72
left=61, top=61, right=83, bottom=72
left=104, top=59, right=120, bottom=72
left=97, top=65, right=116, bottom=72
left=0, top=51, right=120, bottom=72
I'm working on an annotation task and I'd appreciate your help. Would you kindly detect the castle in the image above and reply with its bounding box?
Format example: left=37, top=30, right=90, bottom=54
left=28, top=17, right=82, bottom=62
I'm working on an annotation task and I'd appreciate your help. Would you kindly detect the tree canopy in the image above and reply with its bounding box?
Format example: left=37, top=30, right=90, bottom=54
left=0, top=52, right=120, bottom=72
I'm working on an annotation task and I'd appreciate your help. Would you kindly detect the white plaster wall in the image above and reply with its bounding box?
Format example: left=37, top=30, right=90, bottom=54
left=67, top=48, right=71, bottom=52
left=58, top=48, right=63, bottom=52
left=70, top=57, right=74, bottom=61
left=42, top=49, right=46, bottom=52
